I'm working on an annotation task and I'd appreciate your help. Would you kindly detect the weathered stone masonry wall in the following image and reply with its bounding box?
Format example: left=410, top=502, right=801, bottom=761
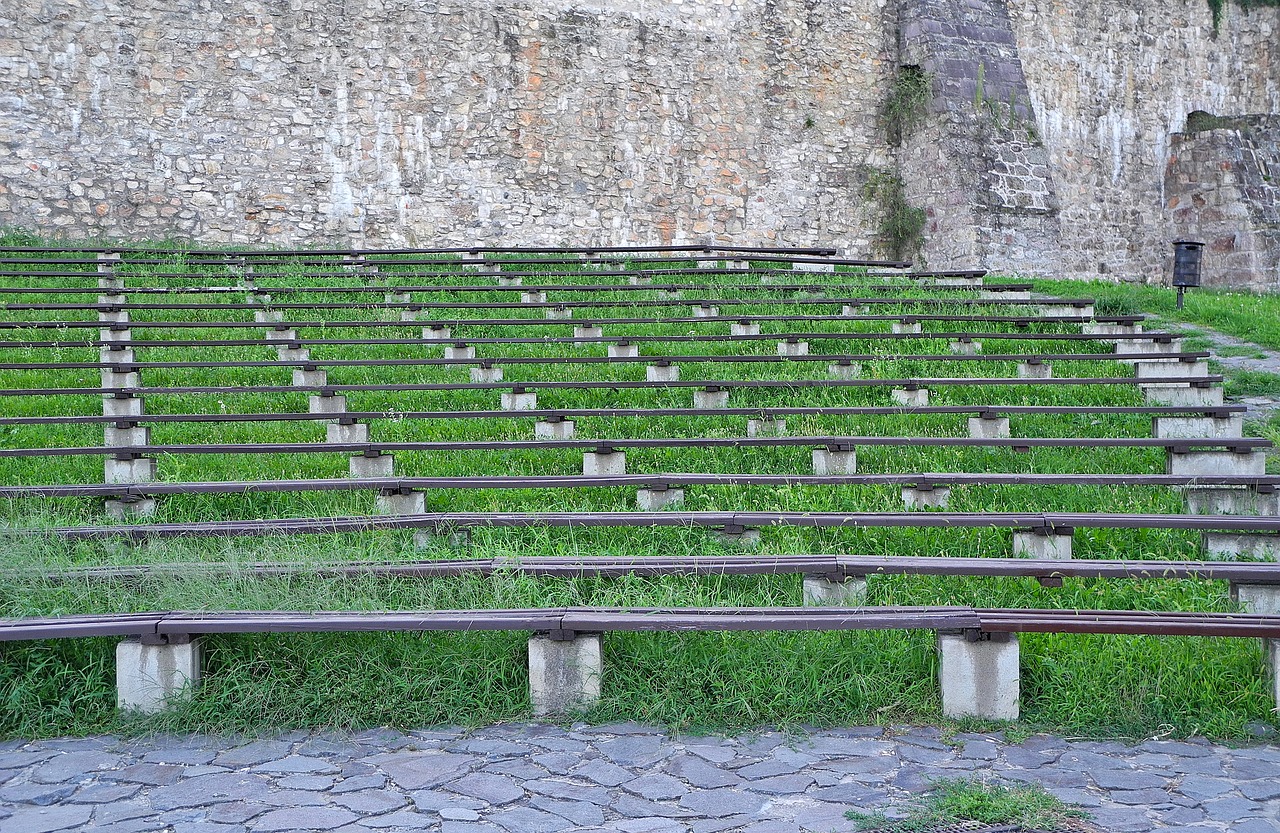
left=0, top=0, right=893, bottom=249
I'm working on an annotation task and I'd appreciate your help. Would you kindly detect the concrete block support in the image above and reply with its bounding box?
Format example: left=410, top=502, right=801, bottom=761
left=903, top=485, right=951, bottom=509
left=349, top=451, right=394, bottom=478
left=646, top=362, right=680, bottom=382
left=1153, top=416, right=1244, bottom=439
left=253, top=308, right=283, bottom=323
left=812, top=448, right=857, bottom=475
left=747, top=418, right=786, bottom=437
left=376, top=489, right=425, bottom=515
left=1017, top=360, right=1052, bottom=379
left=891, top=387, right=929, bottom=407
left=103, top=395, right=144, bottom=418
left=535, top=418, right=576, bottom=440
left=1144, top=385, right=1223, bottom=406
left=105, top=424, right=150, bottom=447
left=528, top=633, right=602, bottom=716
left=546, top=306, right=573, bottom=320
left=636, top=486, right=685, bottom=511
left=501, top=390, right=538, bottom=411
left=574, top=325, right=603, bottom=340
left=802, top=575, right=868, bottom=606
left=693, top=304, right=719, bottom=318
left=693, top=387, right=730, bottom=409
left=105, top=455, right=156, bottom=484
left=277, top=346, right=311, bottom=362
left=937, top=631, right=1020, bottom=720
left=1040, top=303, right=1094, bottom=319
left=264, top=328, right=298, bottom=342
left=714, top=526, right=762, bottom=547
left=828, top=361, right=862, bottom=379
left=105, top=497, right=158, bottom=519
left=385, top=291, right=411, bottom=304
left=327, top=420, right=369, bottom=444
left=628, top=275, right=651, bottom=285
left=841, top=304, right=863, bottom=316
left=400, top=308, right=420, bottom=322
left=968, top=416, right=1011, bottom=439
left=1013, top=528, right=1073, bottom=560
left=892, top=320, right=921, bottom=334
left=101, top=369, right=140, bottom=389
left=1136, top=359, right=1210, bottom=381
left=471, top=366, right=504, bottom=383
left=1166, top=449, right=1265, bottom=477
left=731, top=321, right=760, bottom=336
left=498, top=275, right=523, bottom=286
left=608, top=343, right=639, bottom=359
left=99, top=308, right=130, bottom=324
left=1085, top=322, right=1142, bottom=337
left=309, top=393, right=348, bottom=415
left=422, top=326, right=452, bottom=341
left=100, top=347, right=135, bottom=364
left=99, top=327, right=131, bottom=343
left=777, top=339, right=809, bottom=356
left=1232, top=583, right=1280, bottom=616
left=293, top=368, right=328, bottom=387
left=412, top=529, right=472, bottom=550
left=444, top=343, right=476, bottom=361
left=1203, top=533, right=1280, bottom=560
left=950, top=338, right=981, bottom=355
left=116, top=637, right=203, bottom=713
left=1119, top=338, right=1184, bottom=357
left=583, top=449, right=626, bottom=476
left=522, top=291, right=548, bottom=304
left=1183, top=487, right=1280, bottom=516
left=1269, top=639, right=1280, bottom=713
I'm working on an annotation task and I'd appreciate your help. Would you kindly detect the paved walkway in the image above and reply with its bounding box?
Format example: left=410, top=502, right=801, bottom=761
left=1, top=725, right=1277, bottom=833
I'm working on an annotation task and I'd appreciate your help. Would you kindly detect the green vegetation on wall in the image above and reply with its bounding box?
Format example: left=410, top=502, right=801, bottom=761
left=882, top=65, right=932, bottom=144
left=862, top=167, right=927, bottom=262
left=1209, top=0, right=1280, bottom=31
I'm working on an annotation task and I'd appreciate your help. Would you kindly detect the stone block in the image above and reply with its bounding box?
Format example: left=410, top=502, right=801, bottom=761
left=535, top=418, right=576, bottom=439
left=828, top=361, right=862, bottom=379
left=529, top=633, right=602, bottom=716
left=938, top=631, right=1019, bottom=720
left=1233, top=583, right=1280, bottom=615
left=842, top=304, right=863, bottom=316
left=376, top=489, right=425, bottom=515
left=1014, top=529, right=1073, bottom=560
left=968, top=416, right=1011, bottom=438
left=422, top=325, right=452, bottom=340
left=1039, top=303, right=1093, bottom=318
left=1166, top=449, right=1265, bottom=477
left=100, top=347, right=134, bottom=364
left=522, top=291, right=548, bottom=304
left=1269, top=639, right=1280, bottom=713
left=103, top=395, right=144, bottom=417
left=891, top=387, right=929, bottom=407
left=471, top=366, right=504, bottom=383
left=309, top=394, right=348, bottom=415
left=812, top=448, right=857, bottom=475
left=747, top=417, right=786, bottom=437
left=793, top=261, right=835, bottom=272
left=1183, top=487, right=1280, bottom=516
left=903, top=485, right=951, bottom=509
left=1136, top=359, right=1210, bottom=380
left=105, top=424, right=149, bottom=447
left=385, top=291, right=411, bottom=304
left=413, top=529, right=472, bottom=549
left=117, top=637, right=203, bottom=714
left=731, top=321, right=760, bottom=336
left=892, top=320, right=921, bottom=334
left=400, top=308, right=420, bottom=322
left=950, top=339, right=981, bottom=355
left=350, top=452, right=394, bottom=478
left=264, top=328, right=298, bottom=342
left=101, top=369, right=140, bottom=389
left=1144, top=385, right=1223, bottom=406
left=105, top=455, right=156, bottom=484
left=501, top=390, right=537, bottom=411
left=1017, top=360, right=1052, bottom=379
left=637, top=487, right=685, bottom=511
left=714, top=526, right=762, bottom=547
left=1085, top=322, right=1142, bottom=337
left=693, top=304, right=719, bottom=318
left=802, top=576, right=868, bottom=606
left=608, top=343, right=639, bottom=358
left=1153, top=415, right=1244, bottom=439
left=574, top=325, right=603, bottom=340
left=498, top=275, right=523, bottom=286
left=327, top=421, right=368, bottom=444
left=253, top=308, right=283, bottom=323
left=777, top=339, right=809, bottom=356
left=693, top=388, right=730, bottom=409
left=277, top=346, right=311, bottom=362
left=98, top=308, right=130, bottom=324
left=99, top=327, right=132, bottom=343
left=1203, top=532, right=1280, bottom=560
left=583, top=449, right=626, bottom=476
left=293, top=368, right=327, bottom=387
left=647, top=362, right=680, bottom=382
left=1119, top=339, right=1184, bottom=357
left=628, top=275, right=651, bottom=285
left=105, top=497, right=158, bottom=519
left=444, top=343, right=475, bottom=361
left=546, top=306, right=573, bottom=320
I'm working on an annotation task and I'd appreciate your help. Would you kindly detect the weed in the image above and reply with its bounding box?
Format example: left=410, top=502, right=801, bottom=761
left=846, top=775, right=1089, bottom=831
left=862, top=168, right=927, bottom=262
left=882, top=65, right=932, bottom=144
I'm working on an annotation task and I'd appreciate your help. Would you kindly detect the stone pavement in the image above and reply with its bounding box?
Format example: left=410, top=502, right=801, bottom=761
left=1, top=724, right=1277, bottom=833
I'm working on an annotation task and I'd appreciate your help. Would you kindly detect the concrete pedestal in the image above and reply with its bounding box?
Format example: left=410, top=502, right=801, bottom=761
left=950, top=339, right=981, bottom=355
left=714, top=527, right=762, bottom=547
left=1269, top=639, right=1280, bottom=714
left=350, top=452, right=394, bottom=478
left=693, top=388, right=730, bottom=409
left=1040, top=303, right=1094, bottom=319
left=812, top=448, right=857, bottom=475
left=535, top=419, right=576, bottom=440
left=522, top=291, right=548, bottom=304
left=99, top=309, right=130, bottom=324
left=385, top=292, right=411, bottom=304
left=105, top=455, right=156, bottom=484
left=1120, top=339, right=1184, bottom=357
left=938, top=631, right=1019, bottom=720
left=101, top=370, right=140, bottom=389
left=778, top=340, right=809, bottom=356
left=891, top=388, right=929, bottom=407
left=1013, top=529, right=1073, bottom=560
left=842, top=304, right=863, bottom=316
left=1143, top=385, right=1223, bottom=406
left=1183, top=487, right=1280, bottom=516
left=501, top=391, right=538, bottom=411
left=628, top=275, right=651, bottom=285
left=105, top=425, right=150, bottom=447
left=105, top=497, right=158, bottom=519
left=117, top=637, right=203, bottom=714
left=731, top=321, right=760, bottom=336
left=693, top=305, right=719, bottom=318
left=100, top=347, right=135, bottom=364
left=422, top=326, right=452, bottom=341
left=413, top=529, right=472, bottom=549
left=444, top=344, right=475, bottom=361
left=828, top=361, right=862, bottom=379
left=891, top=321, right=921, bottom=334
left=376, top=489, right=425, bottom=515
left=277, top=347, right=311, bottom=362
left=1017, top=361, right=1052, bottom=379
left=1153, top=416, right=1244, bottom=439
left=309, top=394, right=348, bottom=415
left=747, top=418, right=786, bottom=437
left=802, top=576, right=868, bottom=606
left=575, top=326, right=603, bottom=340
left=608, top=343, right=639, bottom=359
left=472, top=367, right=504, bottom=383
left=100, top=327, right=131, bottom=343
left=498, top=275, right=524, bottom=286
left=903, top=485, right=951, bottom=509
left=546, top=306, right=573, bottom=320
left=294, top=368, right=328, bottom=387
left=1203, top=533, right=1280, bottom=560
left=583, top=450, right=626, bottom=476
left=264, top=328, right=298, bottom=342
left=400, top=309, right=420, bottom=322
left=968, top=416, right=1011, bottom=439
left=253, top=308, right=284, bottom=323
left=1233, top=583, right=1280, bottom=615
left=529, top=633, right=602, bottom=716
left=647, top=363, right=680, bottom=382
left=1166, top=449, right=1265, bottom=477
left=327, top=421, right=369, bottom=444
left=1136, top=359, right=1210, bottom=380
left=1085, top=322, right=1142, bottom=336
left=637, top=487, right=685, bottom=511
left=103, top=395, right=144, bottom=418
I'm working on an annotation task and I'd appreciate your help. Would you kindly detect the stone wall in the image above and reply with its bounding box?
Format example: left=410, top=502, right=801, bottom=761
left=0, top=0, right=893, bottom=249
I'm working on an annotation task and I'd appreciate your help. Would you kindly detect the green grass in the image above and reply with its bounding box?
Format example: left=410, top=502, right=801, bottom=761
left=0, top=243, right=1277, bottom=739
left=846, top=775, right=1089, bottom=831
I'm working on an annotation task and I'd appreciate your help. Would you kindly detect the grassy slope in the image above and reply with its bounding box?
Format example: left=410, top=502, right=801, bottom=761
left=0, top=252, right=1276, bottom=739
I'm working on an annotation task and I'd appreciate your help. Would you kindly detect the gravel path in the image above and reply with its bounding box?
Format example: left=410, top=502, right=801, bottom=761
left=2, top=724, right=1277, bottom=833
